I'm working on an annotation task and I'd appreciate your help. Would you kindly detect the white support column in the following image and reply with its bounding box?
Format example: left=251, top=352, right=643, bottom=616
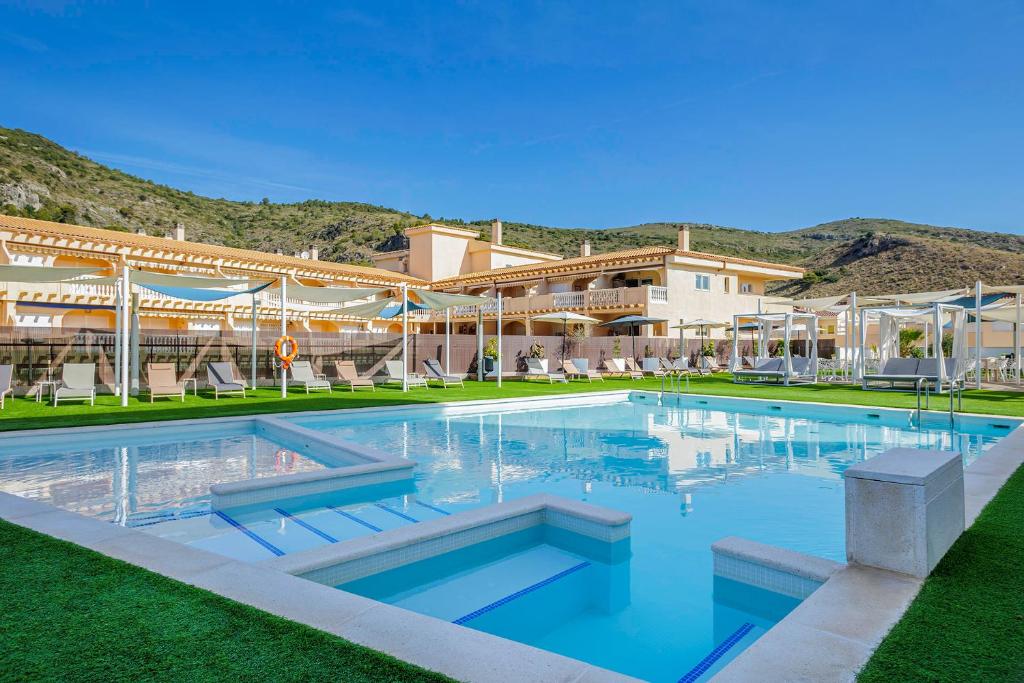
left=477, top=306, right=484, bottom=382
left=401, top=283, right=409, bottom=392
left=1017, top=293, right=1022, bottom=386
left=251, top=293, right=259, bottom=389
left=114, top=284, right=122, bottom=397
left=445, top=306, right=451, bottom=374
left=280, top=276, right=287, bottom=398
left=850, top=292, right=860, bottom=382
left=975, top=280, right=982, bottom=389
left=120, top=266, right=130, bottom=407
left=731, top=315, right=740, bottom=373
left=496, top=292, right=503, bottom=388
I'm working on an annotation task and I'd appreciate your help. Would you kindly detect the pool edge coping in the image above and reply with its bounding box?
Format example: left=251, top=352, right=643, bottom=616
left=0, top=490, right=641, bottom=683
left=710, top=421, right=1024, bottom=682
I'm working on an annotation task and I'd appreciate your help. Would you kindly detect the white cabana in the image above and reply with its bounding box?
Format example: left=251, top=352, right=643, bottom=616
left=730, top=312, right=819, bottom=385
left=858, top=303, right=967, bottom=391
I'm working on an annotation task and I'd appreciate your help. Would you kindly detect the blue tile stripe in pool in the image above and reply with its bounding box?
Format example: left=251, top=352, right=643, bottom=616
left=124, top=510, right=213, bottom=528
left=452, top=561, right=591, bottom=626
left=414, top=500, right=451, bottom=516
left=273, top=507, right=338, bottom=543
left=676, top=622, right=755, bottom=683
left=213, top=510, right=285, bottom=557
left=326, top=505, right=383, bottom=532
left=374, top=502, right=419, bottom=523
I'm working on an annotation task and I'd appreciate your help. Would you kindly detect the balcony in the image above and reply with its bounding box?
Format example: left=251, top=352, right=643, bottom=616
left=443, top=286, right=666, bottom=318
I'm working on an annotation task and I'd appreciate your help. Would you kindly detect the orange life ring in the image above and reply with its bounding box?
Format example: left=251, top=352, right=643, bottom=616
left=275, top=335, right=299, bottom=369
left=275, top=448, right=297, bottom=472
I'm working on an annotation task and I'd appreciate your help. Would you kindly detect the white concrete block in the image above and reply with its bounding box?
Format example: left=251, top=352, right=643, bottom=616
left=844, top=448, right=964, bottom=578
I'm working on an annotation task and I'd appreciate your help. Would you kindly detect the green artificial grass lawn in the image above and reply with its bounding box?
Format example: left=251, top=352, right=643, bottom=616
left=0, top=519, right=451, bottom=683
left=3, top=373, right=1024, bottom=681
left=2, top=373, right=1024, bottom=433
left=858, top=463, right=1024, bottom=682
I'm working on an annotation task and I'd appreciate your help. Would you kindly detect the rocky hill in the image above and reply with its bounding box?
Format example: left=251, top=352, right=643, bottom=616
left=2, top=125, right=1021, bottom=296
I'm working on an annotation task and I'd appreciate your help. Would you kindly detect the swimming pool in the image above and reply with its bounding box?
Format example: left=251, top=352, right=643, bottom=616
left=1, top=392, right=1016, bottom=681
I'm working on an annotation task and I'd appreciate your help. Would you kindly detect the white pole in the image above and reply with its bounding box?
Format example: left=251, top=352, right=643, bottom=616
left=1017, top=292, right=1021, bottom=386
left=280, top=276, right=287, bottom=398
left=120, top=266, right=130, bottom=407
left=678, top=319, right=685, bottom=360
left=496, top=292, right=503, bottom=388
left=401, top=283, right=408, bottom=392
left=850, top=291, right=859, bottom=382
left=477, top=305, right=484, bottom=382
left=445, top=306, right=451, bottom=374
left=251, top=294, right=259, bottom=389
left=975, top=280, right=982, bottom=389
left=114, top=283, right=121, bottom=397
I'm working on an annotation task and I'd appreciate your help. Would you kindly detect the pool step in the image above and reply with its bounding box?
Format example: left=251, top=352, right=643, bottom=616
left=140, top=498, right=451, bottom=562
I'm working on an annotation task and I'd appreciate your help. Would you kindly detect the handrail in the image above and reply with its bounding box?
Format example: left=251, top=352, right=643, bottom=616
left=915, top=377, right=926, bottom=427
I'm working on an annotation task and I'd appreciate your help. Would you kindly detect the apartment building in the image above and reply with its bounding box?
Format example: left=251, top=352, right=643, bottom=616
left=373, top=221, right=804, bottom=336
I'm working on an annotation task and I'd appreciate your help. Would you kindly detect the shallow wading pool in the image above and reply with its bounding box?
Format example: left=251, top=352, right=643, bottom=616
left=0, top=393, right=1017, bottom=681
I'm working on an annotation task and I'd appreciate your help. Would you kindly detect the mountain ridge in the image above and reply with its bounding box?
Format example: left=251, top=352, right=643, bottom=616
left=2, top=125, right=1021, bottom=296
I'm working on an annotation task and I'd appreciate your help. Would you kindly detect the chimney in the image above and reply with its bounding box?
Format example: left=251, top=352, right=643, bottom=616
left=310, top=246, right=319, bottom=260
left=492, top=219, right=503, bottom=245
left=300, top=250, right=310, bottom=259
left=275, top=249, right=283, bottom=255
left=678, top=225, right=690, bottom=251
left=580, top=240, right=591, bottom=257
left=174, top=222, right=185, bottom=241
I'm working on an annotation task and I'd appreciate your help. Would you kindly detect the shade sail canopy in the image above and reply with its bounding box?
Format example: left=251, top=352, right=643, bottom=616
left=789, top=294, right=850, bottom=311
left=0, top=264, right=103, bottom=282
left=326, top=297, right=396, bottom=319
left=276, top=283, right=388, bottom=304
left=412, top=289, right=490, bottom=310
left=531, top=311, right=601, bottom=324
left=380, top=300, right=431, bottom=319
left=137, top=280, right=273, bottom=302
left=133, top=270, right=271, bottom=289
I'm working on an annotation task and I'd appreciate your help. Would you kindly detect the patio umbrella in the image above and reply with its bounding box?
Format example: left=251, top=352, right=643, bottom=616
left=600, top=315, right=668, bottom=361
left=531, top=311, right=601, bottom=363
left=672, top=318, right=728, bottom=357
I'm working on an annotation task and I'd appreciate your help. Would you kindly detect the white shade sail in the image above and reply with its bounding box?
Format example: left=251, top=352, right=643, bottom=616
left=276, top=283, right=388, bottom=304
left=326, top=297, right=396, bottom=319
left=413, top=289, right=491, bottom=310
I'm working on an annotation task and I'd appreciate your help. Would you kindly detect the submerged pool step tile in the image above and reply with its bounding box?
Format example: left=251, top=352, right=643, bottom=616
left=287, top=507, right=379, bottom=542
left=339, top=503, right=417, bottom=532
left=390, top=544, right=588, bottom=623
left=230, top=510, right=336, bottom=555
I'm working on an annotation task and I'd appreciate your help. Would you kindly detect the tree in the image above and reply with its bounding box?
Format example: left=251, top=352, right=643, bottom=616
left=899, top=328, right=925, bottom=358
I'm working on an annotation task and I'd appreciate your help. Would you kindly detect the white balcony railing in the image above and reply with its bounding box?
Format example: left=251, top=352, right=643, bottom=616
left=648, top=286, right=669, bottom=304
left=552, top=291, right=585, bottom=308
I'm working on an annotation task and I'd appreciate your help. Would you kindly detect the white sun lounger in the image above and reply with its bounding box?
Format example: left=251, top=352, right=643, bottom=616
left=384, top=360, right=429, bottom=388
left=53, top=363, right=96, bottom=406
left=423, top=359, right=465, bottom=388
left=525, top=357, right=567, bottom=383
left=290, top=360, right=332, bottom=393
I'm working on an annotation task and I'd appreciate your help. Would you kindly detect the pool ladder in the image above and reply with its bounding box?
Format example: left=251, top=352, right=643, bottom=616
left=660, top=371, right=689, bottom=400
left=914, top=377, right=963, bottom=429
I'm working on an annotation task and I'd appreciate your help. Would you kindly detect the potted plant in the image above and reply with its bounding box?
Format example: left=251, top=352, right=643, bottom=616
left=612, top=337, right=622, bottom=357
left=483, top=337, right=499, bottom=374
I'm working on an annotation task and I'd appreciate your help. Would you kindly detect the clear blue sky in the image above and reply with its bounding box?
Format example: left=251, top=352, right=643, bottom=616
left=1, top=1, right=1022, bottom=232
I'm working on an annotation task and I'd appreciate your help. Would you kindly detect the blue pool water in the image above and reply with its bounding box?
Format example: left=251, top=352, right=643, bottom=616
left=0, top=393, right=1017, bottom=681
left=0, top=422, right=325, bottom=523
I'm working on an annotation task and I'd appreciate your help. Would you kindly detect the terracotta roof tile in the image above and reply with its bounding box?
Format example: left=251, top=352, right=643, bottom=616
left=0, top=214, right=422, bottom=284
left=431, top=245, right=803, bottom=287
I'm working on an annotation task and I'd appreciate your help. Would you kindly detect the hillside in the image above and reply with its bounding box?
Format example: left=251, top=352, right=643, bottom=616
left=2, top=125, right=1022, bottom=296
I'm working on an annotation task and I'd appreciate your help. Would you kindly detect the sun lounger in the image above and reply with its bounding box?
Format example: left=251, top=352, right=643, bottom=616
left=423, top=359, right=465, bottom=388
left=674, top=359, right=709, bottom=376
left=207, top=361, right=247, bottom=399
left=525, top=357, right=567, bottom=383
left=700, top=356, right=723, bottom=373
left=334, top=360, right=375, bottom=392
left=571, top=358, right=604, bottom=382
left=0, top=364, right=12, bottom=409
left=53, top=363, right=96, bottom=406
left=607, top=357, right=643, bottom=380
left=625, top=358, right=648, bottom=377
left=733, top=357, right=815, bottom=385
left=384, top=360, right=428, bottom=388
left=561, top=359, right=603, bottom=382
left=146, top=362, right=185, bottom=402
left=290, top=360, right=332, bottom=393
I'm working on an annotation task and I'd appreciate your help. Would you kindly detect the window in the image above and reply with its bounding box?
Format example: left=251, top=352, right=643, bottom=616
left=11, top=253, right=45, bottom=266
left=723, top=278, right=730, bottom=293
left=740, top=283, right=753, bottom=294
left=694, top=274, right=711, bottom=291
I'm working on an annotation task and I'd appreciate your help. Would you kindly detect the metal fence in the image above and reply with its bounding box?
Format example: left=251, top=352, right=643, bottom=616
left=0, top=326, right=835, bottom=394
